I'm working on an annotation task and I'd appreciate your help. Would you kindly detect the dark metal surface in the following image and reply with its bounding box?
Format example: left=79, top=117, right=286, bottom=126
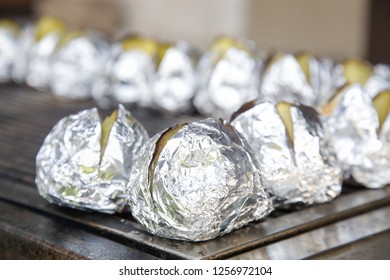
left=307, top=229, right=390, bottom=260
left=0, top=200, right=158, bottom=260
left=0, top=85, right=389, bottom=259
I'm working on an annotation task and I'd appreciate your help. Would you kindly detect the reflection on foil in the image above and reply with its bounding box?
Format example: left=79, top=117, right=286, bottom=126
left=127, top=118, right=272, bottom=241
left=92, top=36, right=158, bottom=108
left=194, top=36, right=262, bottom=119
left=231, top=101, right=342, bottom=209
left=26, top=17, right=67, bottom=90
left=259, top=53, right=338, bottom=107
left=36, top=104, right=149, bottom=213
left=152, top=41, right=198, bottom=114
left=0, top=20, right=19, bottom=83
left=322, top=84, right=390, bottom=188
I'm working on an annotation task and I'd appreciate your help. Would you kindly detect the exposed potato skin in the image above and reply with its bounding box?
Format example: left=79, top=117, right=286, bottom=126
left=148, top=124, right=187, bottom=191
left=373, top=90, right=390, bottom=132
left=320, top=83, right=352, bottom=117
left=230, top=100, right=257, bottom=122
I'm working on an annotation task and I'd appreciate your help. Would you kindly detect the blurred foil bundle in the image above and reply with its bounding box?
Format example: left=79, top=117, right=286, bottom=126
left=194, top=36, right=263, bottom=119
left=25, top=16, right=67, bottom=90
left=127, top=118, right=273, bottom=241
left=259, top=52, right=338, bottom=107
left=92, top=36, right=199, bottom=113
left=334, top=58, right=390, bottom=99
left=320, top=84, right=390, bottom=189
left=36, top=105, right=149, bottom=213
left=152, top=41, right=199, bottom=114
left=93, top=36, right=159, bottom=108
left=51, top=30, right=110, bottom=100
left=0, top=20, right=19, bottom=83
left=230, top=101, right=342, bottom=209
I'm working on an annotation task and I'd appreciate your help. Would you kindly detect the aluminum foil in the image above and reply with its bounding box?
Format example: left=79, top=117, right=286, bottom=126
left=0, top=20, right=19, bottom=83
left=193, top=36, right=262, bottom=120
left=36, top=104, right=149, bottom=213
left=25, top=17, right=66, bottom=90
left=11, top=23, right=35, bottom=84
left=231, top=101, right=342, bottom=209
left=259, top=53, right=338, bottom=107
left=334, top=61, right=390, bottom=100
left=126, top=118, right=273, bottom=241
left=152, top=41, right=198, bottom=114
left=93, top=36, right=157, bottom=108
left=51, top=31, right=110, bottom=100
left=322, top=84, right=390, bottom=188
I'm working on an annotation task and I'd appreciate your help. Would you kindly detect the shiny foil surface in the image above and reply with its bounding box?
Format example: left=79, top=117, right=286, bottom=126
left=0, top=22, right=18, bottom=83
left=93, top=40, right=156, bottom=108
left=194, top=37, right=262, bottom=120
left=11, top=23, right=35, bottom=84
left=360, top=64, right=389, bottom=99
left=51, top=32, right=109, bottom=100
left=231, top=102, right=342, bottom=209
left=126, top=118, right=273, bottom=241
left=26, top=32, right=62, bottom=90
left=259, top=54, right=338, bottom=107
left=152, top=41, right=198, bottom=114
left=323, top=84, right=390, bottom=188
left=36, top=104, right=149, bottom=213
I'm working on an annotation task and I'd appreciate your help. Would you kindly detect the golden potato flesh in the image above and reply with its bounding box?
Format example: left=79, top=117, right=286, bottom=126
left=296, top=53, right=313, bottom=83
left=100, top=109, right=118, bottom=160
left=343, top=59, right=373, bottom=85
left=121, top=37, right=158, bottom=56
left=35, top=16, right=66, bottom=41
left=372, top=90, right=390, bottom=132
left=276, top=102, right=294, bottom=146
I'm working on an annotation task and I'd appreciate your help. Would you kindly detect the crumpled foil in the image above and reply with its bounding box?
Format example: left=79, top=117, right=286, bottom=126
left=0, top=20, right=19, bottom=83
left=322, top=84, right=390, bottom=188
left=51, top=31, right=109, bottom=100
left=92, top=36, right=157, bottom=108
left=231, top=101, right=342, bottom=209
left=126, top=118, right=273, bottom=241
left=152, top=41, right=198, bottom=114
left=259, top=53, right=337, bottom=107
left=194, top=36, right=262, bottom=120
left=334, top=62, right=390, bottom=99
left=26, top=17, right=66, bottom=90
left=36, top=104, right=149, bottom=213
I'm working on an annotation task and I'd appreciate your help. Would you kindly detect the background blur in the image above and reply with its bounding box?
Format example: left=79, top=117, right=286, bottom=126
left=1, top=0, right=389, bottom=63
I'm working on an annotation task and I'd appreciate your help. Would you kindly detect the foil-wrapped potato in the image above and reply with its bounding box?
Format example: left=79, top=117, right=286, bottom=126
left=126, top=118, right=273, bottom=241
left=335, top=58, right=390, bottom=99
left=259, top=53, right=337, bottom=107
left=26, top=16, right=67, bottom=90
left=320, top=84, right=390, bottom=188
left=0, top=19, right=19, bottom=83
left=36, top=104, right=149, bottom=213
left=231, top=101, right=342, bottom=209
left=11, top=22, right=35, bottom=84
left=93, top=35, right=158, bottom=108
left=152, top=41, right=198, bottom=114
left=194, top=36, right=262, bottom=119
left=51, top=30, right=109, bottom=100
